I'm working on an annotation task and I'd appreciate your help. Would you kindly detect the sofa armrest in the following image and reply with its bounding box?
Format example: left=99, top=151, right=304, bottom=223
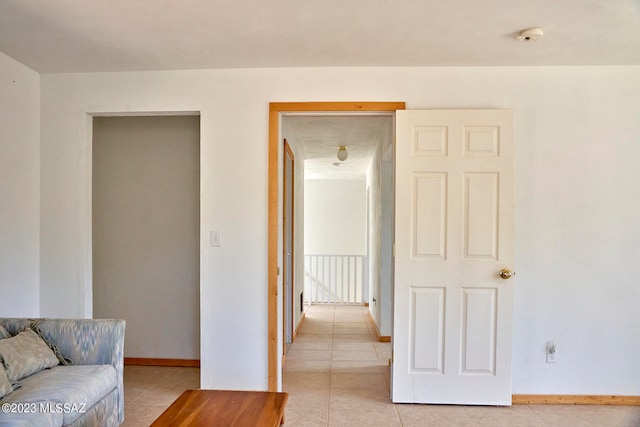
left=0, top=318, right=126, bottom=424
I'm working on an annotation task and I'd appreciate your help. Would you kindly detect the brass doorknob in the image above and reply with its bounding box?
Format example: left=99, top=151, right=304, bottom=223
left=499, top=268, right=514, bottom=280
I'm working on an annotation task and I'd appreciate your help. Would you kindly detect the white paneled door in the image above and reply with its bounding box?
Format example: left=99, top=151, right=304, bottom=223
left=392, top=110, right=514, bottom=405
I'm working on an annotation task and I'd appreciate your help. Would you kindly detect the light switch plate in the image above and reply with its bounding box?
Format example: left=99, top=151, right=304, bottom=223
left=210, top=230, right=221, bottom=247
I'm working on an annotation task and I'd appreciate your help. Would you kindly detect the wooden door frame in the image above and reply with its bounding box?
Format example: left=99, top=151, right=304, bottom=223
left=268, top=102, right=405, bottom=391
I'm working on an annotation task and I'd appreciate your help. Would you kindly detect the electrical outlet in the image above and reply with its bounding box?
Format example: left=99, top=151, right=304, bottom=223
left=546, top=340, right=557, bottom=363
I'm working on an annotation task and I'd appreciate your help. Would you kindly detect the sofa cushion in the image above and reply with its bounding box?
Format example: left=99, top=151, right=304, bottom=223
left=0, top=365, right=117, bottom=426
left=0, top=356, right=12, bottom=398
left=0, top=329, right=59, bottom=382
left=65, top=388, right=118, bottom=427
left=0, top=410, right=63, bottom=427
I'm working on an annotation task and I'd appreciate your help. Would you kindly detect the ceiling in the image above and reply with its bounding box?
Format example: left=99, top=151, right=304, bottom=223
left=283, top=115, right=393, bottom=180
left=1, top=0, right=639, bottom=73
left=2, top=1, right=638, bottom=180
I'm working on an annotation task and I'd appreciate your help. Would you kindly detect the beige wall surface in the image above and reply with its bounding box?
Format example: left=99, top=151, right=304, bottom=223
left=92, top=115, right=200, bottom=359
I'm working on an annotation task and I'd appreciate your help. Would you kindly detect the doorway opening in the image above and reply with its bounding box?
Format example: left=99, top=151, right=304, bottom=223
left=271, top=105, right=515, bottom=405
left=92, top=114, right=201, bottom=367
left=268, top=102, right=405, bottom=391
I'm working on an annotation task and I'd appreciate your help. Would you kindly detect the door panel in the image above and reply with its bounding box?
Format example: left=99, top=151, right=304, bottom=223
left=464, top=172, right=498, bottom=259
left=461, top=287, right=497, bottom=374
left=393, top=109, right=514, bottom=405
left=410, top=287, right=445, bottom=373
left=413, top=173, right=447, bottom=259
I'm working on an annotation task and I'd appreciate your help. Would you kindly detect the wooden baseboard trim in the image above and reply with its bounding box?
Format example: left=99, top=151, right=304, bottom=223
left=124, top=358, right=200, bottom=368
left=512, top=394, right=640, bottom=406
left=366, top=310, right=391, bottom=343
left=293, top=311, right=306, bottom=340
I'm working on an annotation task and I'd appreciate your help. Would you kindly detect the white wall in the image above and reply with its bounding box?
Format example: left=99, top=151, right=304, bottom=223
left=366, top=127, right=393, bottom=338
left=366, top=144, right=382, bottom=330
left=38, top=66, right=640, bottom=395
left=304, top=179, right=367, bottom=255
left=0, top=52, right=40, bottom=316
left=379, top=149, right=393, bottom=337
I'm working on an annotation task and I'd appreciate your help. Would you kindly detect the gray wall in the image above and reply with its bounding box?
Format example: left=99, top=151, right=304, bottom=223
left=92, top=115, right=200, bottom=359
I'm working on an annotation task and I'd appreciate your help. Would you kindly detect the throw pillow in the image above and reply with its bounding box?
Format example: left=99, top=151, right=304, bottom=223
left=27, top=321, right=72, bottom=366
left=0, top=329, right=60, bottom=382
left=0, top=324, right=10, bottom=340
left=0, top=355, right=13, bottom=398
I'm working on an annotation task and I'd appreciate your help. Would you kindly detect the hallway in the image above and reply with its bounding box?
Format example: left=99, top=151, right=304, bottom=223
left=283, top=304, right=394, bottom=425
left=282, top=305, right=640, bottom=426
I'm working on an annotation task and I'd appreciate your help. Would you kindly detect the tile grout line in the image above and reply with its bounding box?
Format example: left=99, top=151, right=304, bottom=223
left=326, top=306, right=335, bottom=427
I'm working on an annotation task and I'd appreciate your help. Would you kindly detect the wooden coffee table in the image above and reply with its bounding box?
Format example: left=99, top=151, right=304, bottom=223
left=151, top=389, right=288, bottom=426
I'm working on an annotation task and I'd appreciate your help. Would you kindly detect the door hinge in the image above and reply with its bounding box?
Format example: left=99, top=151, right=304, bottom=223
left=392, top=243, right=396, bottom=258
left=277, top=266, right=281, bottom=276
left=393, top=137, right=397, bottom=151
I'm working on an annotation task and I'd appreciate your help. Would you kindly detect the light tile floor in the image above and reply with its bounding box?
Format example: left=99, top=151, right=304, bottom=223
left=120, top=305, right=640, bottom=426
left=121, top=365, right=200, bottom=426
left=282, top=304, right=640, bottom=427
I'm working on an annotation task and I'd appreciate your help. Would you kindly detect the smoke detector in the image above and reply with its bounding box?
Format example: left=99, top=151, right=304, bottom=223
left=517, top=27, right=544, bottom=42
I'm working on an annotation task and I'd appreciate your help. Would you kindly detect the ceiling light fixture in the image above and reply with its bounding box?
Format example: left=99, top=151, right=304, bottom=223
left=517, top=27, right=544, bottom=42
left=337, top=146, right=348, bottom=161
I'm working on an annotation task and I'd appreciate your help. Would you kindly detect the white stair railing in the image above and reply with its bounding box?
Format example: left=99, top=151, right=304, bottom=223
left=304, top=255, right=365, bottom=304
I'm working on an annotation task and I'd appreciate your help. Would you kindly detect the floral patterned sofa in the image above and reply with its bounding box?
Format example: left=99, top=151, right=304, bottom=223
left=0, top=318, right=125, bottom=427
